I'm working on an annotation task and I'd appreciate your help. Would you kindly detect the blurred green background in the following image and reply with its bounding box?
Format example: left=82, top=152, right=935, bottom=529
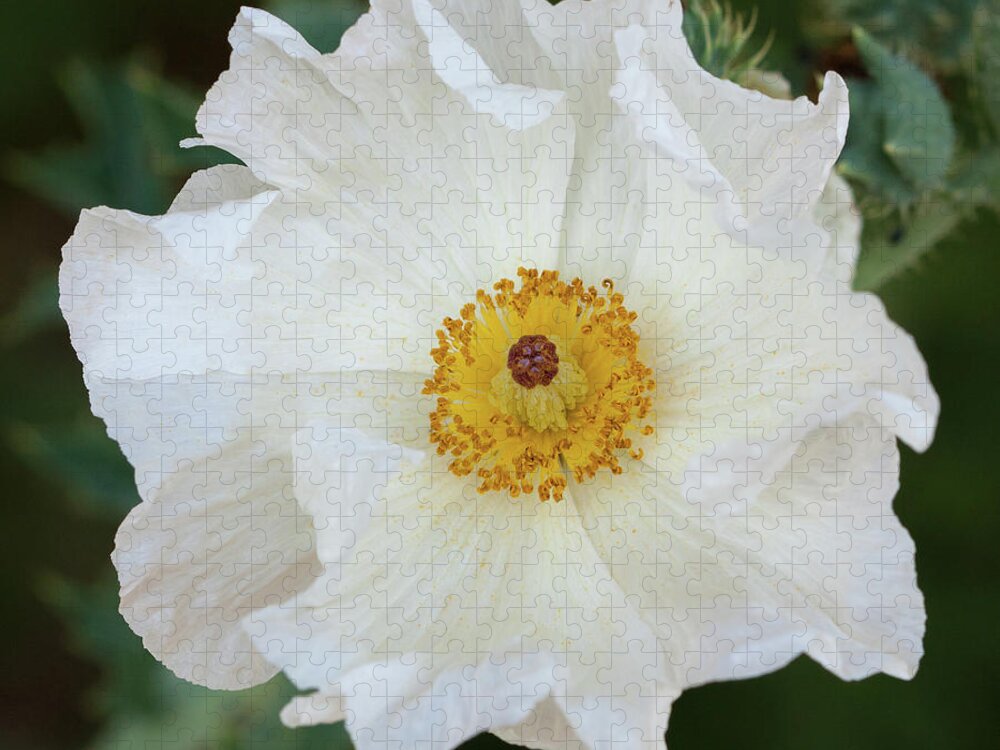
left=1, top=1, right=997, bottom=748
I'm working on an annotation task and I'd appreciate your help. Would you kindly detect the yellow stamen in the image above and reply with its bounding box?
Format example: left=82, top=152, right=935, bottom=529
left=422, top=268, right=655, bottom=501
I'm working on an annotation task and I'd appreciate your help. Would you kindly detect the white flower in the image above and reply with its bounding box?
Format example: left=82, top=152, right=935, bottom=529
left=59, top=1, right=938, bottom=748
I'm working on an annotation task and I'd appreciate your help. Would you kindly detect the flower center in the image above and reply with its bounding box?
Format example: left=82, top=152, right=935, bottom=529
left=490, top=334, right=589, bottom=433
left=423, top=268, right=655, bottom=501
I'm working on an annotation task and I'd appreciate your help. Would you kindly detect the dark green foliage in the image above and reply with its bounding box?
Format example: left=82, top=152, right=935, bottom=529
left=689, top=2, right=996, bottom=290
left=814, top=0, right=979, bottom=72
left=6, top=419, right=137, bottom=519
left=43, top=575, right=353, bottom=750
left=853, top=28, right=956, bottom=188
left=39, top=574, right=172, bottom=719
left=833, top=5, right=1000, bottom=288
left=267, top=0, right=366, bottom=53
left=839, top=78, right=922, bottom=205
left=973, top=1, right=1000, bottom=137
left=853, top=198, right=963, bottom=290
left=683, top=0, right=772, bottom=81
left=5, top=60, right=234, bottom=218
left=838, top=30, right=962, bottom=288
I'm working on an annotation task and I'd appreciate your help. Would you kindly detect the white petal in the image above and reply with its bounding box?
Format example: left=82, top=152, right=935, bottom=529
left=409, top=0, right=564, bottom=130
left=521, top=0, right=849, bottom=276
left=512, top=1, right=741, bottom=285
left=111, top=393, right=318, bottom=689
left=422, top=0, right=561, bottom=90
left=490, top=696, right=587, bottom=750
left=629, top=242, right=937, bottom=482
left=60, top=164, right=460, bottom=380
left=519, top=0, right=698, bottom=278
left=815, top=171, right=863, bottom=281
left=194, top=7, right=572, bottom=277
left=575, top=410, right=925, bottom=689
left=251, top=453, right=676, bottom=748
left=771, top=416, right=924, bottom=680
left=613, top=23, right=742, bottom=237
left=285, top=424, right=425, bottom=580
left=280, top=693, right=346, bottom=728
left=611, top=4, right=849, bottom=247
left=59, top=165, right=428, bottom=688
left=98, top=371, right=424, bottom=691
left=193, top=9, right=330, bottom=191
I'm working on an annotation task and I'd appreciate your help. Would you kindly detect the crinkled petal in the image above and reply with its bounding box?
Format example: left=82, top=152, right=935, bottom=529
left=112, top=425, right=317, bottom=689
left=607, top=2, right=849, bottom=248
left=251, top=448, right=676, bottom=749
left=60, top=165, right=428, bottom=687
left=631, top=241, right=937, bottom=484
left=574, top=411, right=924, bottom=689
left=421, top=0, right=562, bottom=90
left=409, top=0, right=564, bottom=130
left=62, top=157, right=571, bottom=383
left=519, top=0, right=709, bottom=277
left=815, top=171, right=863, bottom=282
left=191, top=7, right=572, bottom=277
left=519, top=0, right=848, bottom=275
left=188, top=8, right=331, bottom=192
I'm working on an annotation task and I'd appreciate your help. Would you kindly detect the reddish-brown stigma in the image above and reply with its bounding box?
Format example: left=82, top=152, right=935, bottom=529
left=507, top=334, right=559, bottom=388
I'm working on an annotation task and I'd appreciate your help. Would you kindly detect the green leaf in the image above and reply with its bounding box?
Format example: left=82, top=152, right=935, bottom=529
left=853, top=28, right=956, bottom=188
left=38, top=574, right=173, bottom=718
left=681, top=0, right=773, bottom=81
left=816, top=0, right=978, bottom=73
left=947, top=147, right=1000, bottom=208
left=128, top=64, right=239, bottom=178
left=266, top=0, right=365, bottom=53
left=839, top=79, right=920, bottom=204
left=88, top=675, right=354, bottom=750
left=5, top=59, right=232, bottom=217
left=5, top=147, right=111, bottom=217
left=0, top=271, right=62, bottom=346
left=853, top=199, right=963, bottom=290
left=974, top=0, right=1000, bottom=134
left=61, top=60, right=164, bottom=214
left=5, top=419, right=137, bottom=519
left=43, top=573, right=354, bottom=748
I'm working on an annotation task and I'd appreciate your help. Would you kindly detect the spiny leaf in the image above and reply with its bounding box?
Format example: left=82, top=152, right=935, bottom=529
left=974, top=0, right=1000, bottom=134
left=853, top=199, right=963, bottom=290
left=947, top=147, right=1000, bottom=208
left=853, top=27, right=956, bottom=188
left=839, top=78, right=920, bottom=204
left=682, top=0, right=772, bottom=81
